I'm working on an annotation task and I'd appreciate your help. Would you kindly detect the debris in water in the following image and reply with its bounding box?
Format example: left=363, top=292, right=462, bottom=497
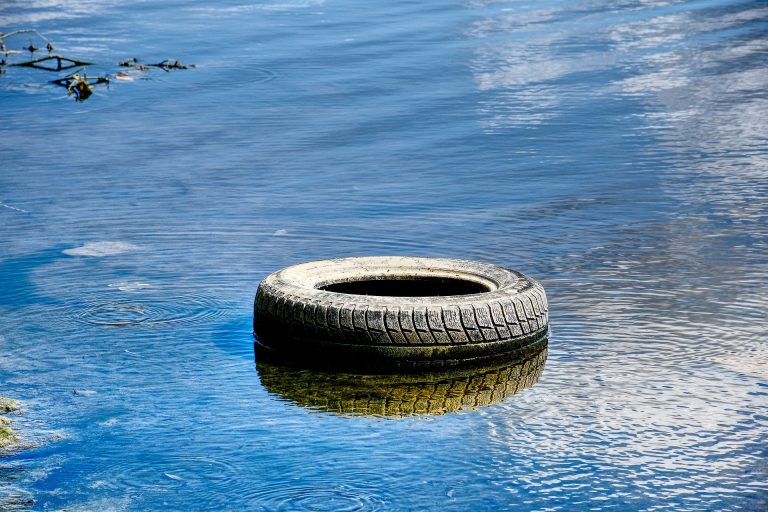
left=118, top=57, right=139, bottom=67
left=51, top=70, right=109, bottom=102
left=2, top=28, right=197, bottom=102
left=151, top=59, right=196, bottom=71
left=164, top=473, right=183, bottom=481
left=72, top=389, right=98, bottom=396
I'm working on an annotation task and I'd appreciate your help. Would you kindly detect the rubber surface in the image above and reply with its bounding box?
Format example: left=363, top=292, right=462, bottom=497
left=254, top=256, right=549, bottom=368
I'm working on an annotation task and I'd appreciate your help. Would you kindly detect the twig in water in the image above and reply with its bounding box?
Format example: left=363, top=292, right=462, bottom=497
left=150, top=59, right=196, bottom=71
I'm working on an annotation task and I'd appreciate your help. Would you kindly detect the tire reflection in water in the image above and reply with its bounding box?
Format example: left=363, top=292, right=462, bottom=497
left=256, top=340, right=547, bottom=418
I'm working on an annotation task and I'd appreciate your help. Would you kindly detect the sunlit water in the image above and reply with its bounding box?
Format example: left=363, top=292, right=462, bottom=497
left=1, top=0, right=767, bottom=510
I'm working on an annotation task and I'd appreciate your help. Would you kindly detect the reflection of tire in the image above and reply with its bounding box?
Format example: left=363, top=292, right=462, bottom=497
left=257, top=340, right=548, bottom=417
left=254, top=257, right=548, bottom=369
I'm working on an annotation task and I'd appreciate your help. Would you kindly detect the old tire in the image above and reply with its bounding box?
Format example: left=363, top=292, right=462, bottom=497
left=253, top=256, right=549, bottom=369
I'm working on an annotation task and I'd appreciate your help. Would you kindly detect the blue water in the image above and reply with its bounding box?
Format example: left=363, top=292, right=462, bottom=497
left=1, top=0, right=767, bottom=510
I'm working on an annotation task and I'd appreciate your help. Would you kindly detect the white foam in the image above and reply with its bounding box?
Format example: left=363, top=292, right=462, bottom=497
left=63, top=241, right=140, bottom=257
left=108, top=281, right=150, bottom=292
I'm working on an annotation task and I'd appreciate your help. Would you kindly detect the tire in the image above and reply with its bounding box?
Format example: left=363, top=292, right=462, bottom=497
left=253, top=256, right=549, bottom=369
left=257, top=341, right=548, bottom=417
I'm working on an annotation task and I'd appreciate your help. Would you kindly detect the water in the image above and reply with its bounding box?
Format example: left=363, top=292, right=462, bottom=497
left=1, top=0, right=766, bottom=510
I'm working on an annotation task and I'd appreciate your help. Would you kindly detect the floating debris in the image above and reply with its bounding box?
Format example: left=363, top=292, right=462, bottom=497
left=117, top=57, right=139, bottom=67
left=2, top=28, right=197, bottom=102
left=51, top=71, right=110, bottom=102
left=72, top=389, right=98, bottom=396
left=153, top=59, right=194, bottom=71
left=117, top=57, right=195, bottom=72
left=163, top=473, right=183, bottom=481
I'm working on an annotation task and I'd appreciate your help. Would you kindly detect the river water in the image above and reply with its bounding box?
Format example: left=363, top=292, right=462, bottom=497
left=1, top=0, right=767, bottom=510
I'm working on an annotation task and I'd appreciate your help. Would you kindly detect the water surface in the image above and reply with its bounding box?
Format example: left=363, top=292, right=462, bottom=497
left=1, top=0, right=767, bottom=510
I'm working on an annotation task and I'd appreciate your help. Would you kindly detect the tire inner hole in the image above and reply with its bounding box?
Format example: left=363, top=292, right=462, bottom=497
left=319, top=277, right=491, bottom=297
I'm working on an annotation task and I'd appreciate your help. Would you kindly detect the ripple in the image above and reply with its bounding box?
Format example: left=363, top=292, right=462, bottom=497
left=96, top=455, right=237, bottom=490
left=166, top=63, right=277, bottom=93
left=218, top=65, right=277, bottom=85
left=74, top=293, right=225, bottom=328
left=257, top=341, right=548, bottom=418
left=244, top=483, right=389, bottom=512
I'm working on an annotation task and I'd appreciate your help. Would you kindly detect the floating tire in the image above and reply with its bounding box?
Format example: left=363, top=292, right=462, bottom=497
left=253, top=256, right=549, bottom=369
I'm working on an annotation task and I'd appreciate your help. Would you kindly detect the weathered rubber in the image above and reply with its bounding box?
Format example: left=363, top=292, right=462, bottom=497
left=253, top=256, right=549, bottom=368
left=257, top=341, right=548, bottom=417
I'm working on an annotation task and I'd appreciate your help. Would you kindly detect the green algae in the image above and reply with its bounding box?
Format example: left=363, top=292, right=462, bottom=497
left=0, top=397, right=21, bottom=449
left=0, top=397, right=20, bottom=413
left=0, top=424, right=18, bottom=448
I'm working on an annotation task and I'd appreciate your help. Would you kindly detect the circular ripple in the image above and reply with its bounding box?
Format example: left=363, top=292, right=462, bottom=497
left=93, top=455, right=239, bottom=493
left=244, top=483, right=389, bottom=512
left=74, top=293, right=225, bottom=328
left=164, top=63, right=277, bottom=94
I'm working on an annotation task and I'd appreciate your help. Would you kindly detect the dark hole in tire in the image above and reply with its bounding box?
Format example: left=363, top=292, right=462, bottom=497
left=319, top=277, right=491, bottom=297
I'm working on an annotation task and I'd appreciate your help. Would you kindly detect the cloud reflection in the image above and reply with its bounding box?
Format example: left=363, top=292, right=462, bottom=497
left=0, top=0, right=118, bottom=25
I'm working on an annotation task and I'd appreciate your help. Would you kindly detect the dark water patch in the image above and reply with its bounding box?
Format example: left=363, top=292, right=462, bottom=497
left=319, top=276, right=491, bottom=297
